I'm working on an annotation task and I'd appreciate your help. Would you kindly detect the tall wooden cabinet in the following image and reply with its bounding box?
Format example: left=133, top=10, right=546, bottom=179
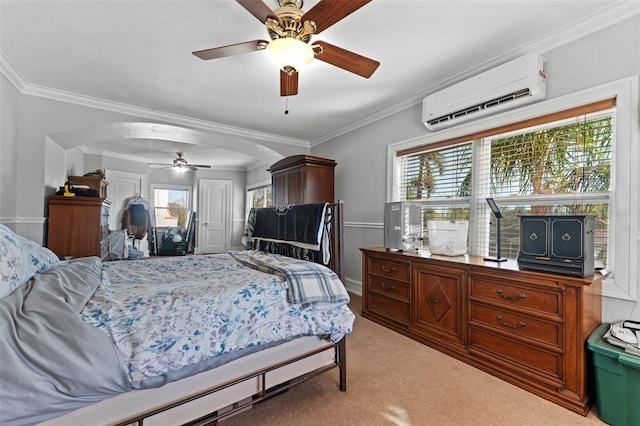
left=47, top=196, right=111, bottom=259
left=269, top=155, right=336, bottom=205
left=361, top=247, right=606, bottom=415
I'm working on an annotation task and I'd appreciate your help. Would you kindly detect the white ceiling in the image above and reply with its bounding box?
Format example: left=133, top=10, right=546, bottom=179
left=1, top=0, right=636, bottom=170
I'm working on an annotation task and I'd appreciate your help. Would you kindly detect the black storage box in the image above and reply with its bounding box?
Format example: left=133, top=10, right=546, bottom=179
left=150, top=227, right=188, bottom=256
left=517, top=215, right=595, bottom=277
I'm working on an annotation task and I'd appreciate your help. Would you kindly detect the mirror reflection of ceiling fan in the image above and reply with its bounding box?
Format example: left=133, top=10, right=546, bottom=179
left=148, top=153, right=212, bottom=172
left=192, top=0, right=380, bottom=96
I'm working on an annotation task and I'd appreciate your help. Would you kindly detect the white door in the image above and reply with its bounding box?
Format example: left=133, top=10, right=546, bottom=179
left=106, top=170, right=148, bottom=253
left=198, top=179, right=231, bottom=254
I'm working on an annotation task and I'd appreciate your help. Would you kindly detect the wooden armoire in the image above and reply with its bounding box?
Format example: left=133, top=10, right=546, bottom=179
left=268, top=155, right=336, bottom=205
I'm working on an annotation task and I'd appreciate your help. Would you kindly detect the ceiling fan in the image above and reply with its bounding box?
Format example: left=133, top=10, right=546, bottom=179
left=148, top=153, right=212, bottom=172
left=192, top=0, right=380, bottom=96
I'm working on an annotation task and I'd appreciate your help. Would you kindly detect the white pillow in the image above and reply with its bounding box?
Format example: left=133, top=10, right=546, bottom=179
left=0, top=225, right=34, bottom=299
left=14, top=233, right=61, bottom=274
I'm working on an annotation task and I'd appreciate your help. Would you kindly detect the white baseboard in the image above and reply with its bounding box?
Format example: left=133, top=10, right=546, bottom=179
left=344, top=277, right=362, bottom=297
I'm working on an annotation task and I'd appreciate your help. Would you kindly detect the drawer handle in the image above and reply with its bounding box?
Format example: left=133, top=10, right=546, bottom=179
left=381, top=283, right=397, bottom=292
left=496, top=288, right=526, bottom=301
left=496, top=315, right=526, bottom=329
left=381, top=265, right=396, bottom=273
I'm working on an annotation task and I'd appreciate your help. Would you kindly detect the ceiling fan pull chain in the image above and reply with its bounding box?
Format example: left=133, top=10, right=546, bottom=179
left=284, top=78, right=289, bottom=115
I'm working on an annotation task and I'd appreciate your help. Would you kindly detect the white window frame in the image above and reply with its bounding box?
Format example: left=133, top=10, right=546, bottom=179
left=388, top=76, right=638, bottom=301
left=245, top=180, right=272, bottom=217
left=150, top=183, right=192, bottom=227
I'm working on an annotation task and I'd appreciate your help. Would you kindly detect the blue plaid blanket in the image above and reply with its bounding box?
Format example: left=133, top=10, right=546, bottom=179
left=229, top=250, right=350, bottom=308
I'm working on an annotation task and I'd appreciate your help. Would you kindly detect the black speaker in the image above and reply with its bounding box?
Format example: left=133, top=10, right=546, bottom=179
left=551, top=217, right=591, bottom=259
left=519, top=217, right=548, bottom=257
left=517, top=215, right=595, bottom=278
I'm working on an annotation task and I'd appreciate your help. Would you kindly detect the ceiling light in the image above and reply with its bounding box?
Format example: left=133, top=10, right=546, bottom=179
left=266, top=38, right=314, bottom=75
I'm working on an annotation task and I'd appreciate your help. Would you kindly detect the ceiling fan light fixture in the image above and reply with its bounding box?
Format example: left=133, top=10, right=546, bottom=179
left=266, top=37, right=314, bottom=74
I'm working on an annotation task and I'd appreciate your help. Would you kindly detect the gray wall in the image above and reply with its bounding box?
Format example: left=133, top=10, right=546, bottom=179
left=0, top=89, right=309, bottom=245
left=1, top=15, right=639, bottom=321
left=311, top=15, right=640, bottom=321
left=0, top=74, right=20, bottom=228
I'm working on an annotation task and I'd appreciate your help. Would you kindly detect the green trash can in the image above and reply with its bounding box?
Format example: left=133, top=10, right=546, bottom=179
left=587, top=323, right=640, bottom=426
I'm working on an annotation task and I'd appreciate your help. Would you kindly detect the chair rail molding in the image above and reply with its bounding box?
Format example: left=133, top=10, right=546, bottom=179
left=345, top=222, right=383, bottom=229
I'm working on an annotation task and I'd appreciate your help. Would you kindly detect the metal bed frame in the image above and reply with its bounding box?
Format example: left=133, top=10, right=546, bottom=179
left=114, top=338, right=346, bottom=426
left=111, top=201, right=347, bottom=426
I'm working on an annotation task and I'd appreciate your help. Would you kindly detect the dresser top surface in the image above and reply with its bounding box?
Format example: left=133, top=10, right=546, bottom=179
left=49, top=195, right=110, bottom=205
left=361, top=247, right=608, bottom=284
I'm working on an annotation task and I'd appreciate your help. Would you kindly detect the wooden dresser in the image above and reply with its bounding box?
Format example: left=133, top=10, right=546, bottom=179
left=47, top=196, right=111, bottom=259
left=361, top=247, right=606, bottom=415
left=269, top=155, right=336, bottom=205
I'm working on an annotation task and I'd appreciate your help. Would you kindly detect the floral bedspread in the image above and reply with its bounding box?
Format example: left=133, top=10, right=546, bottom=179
left=80, top=253, right=355, bottom=389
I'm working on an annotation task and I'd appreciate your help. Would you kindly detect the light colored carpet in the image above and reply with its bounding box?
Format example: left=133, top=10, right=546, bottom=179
left=220, top=295, right=606, bottom=426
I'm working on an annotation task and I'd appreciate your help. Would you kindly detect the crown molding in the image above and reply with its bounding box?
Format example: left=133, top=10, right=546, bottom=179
left=82, top=143, right=254, bottom=172
left=246, top=159, right=273, bottom=172
left=0, top=52, right=310, bottom=149
left=26, top=83, right=311, bottom=148
left=3, top=3, right=638, bottom=149
left=310, top=2, right=640, bottom=146
left=0, top=51, right=26, bottom=92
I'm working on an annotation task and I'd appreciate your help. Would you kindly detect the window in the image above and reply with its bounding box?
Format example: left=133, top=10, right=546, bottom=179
left=392, top=78, right=638, bottom=301
left=396, top=99, right=615, bottom=270
left=247, top=183, right=272, bottom=209
left=151, top=185, right=191, bottom=227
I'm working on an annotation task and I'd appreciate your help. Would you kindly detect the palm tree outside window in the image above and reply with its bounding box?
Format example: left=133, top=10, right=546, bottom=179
left=397, top=100, right=614, bottom=269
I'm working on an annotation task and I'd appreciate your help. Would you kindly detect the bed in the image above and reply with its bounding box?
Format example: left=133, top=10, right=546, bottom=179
left=0, top=202, right=353, bottom=425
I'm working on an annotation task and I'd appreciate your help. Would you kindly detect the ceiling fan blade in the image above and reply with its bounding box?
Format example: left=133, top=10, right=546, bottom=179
left=236, top=0, right=280, bottom=24
left=280, top=71, right=299, bottom=96
left=302, top=0, right=372, bottom=34
left=147, top=163, right=173, bottom=166
left=314, top=41, right=379, bottom=78
left=189, top=165, right=212, bottom=169
left=193, top=40, right=268, bottom=60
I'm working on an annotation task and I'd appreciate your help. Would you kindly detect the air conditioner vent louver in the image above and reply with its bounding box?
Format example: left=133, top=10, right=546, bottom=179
left=426, top=88, right=533, bottom=128
left=422, top=54, right=546, bottom=131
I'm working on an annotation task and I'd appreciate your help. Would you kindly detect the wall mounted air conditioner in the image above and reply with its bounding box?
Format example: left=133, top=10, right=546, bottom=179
left=422, top=53, right=546, bottom=131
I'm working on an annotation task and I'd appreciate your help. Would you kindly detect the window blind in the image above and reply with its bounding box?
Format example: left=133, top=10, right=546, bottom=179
left=396, top=98, right=615, bottom=265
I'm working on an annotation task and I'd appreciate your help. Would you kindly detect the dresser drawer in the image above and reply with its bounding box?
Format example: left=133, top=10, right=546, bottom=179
left=470, top=303, right=561, bottom=347
left=368, top=275, right=410, bottom=301
left=101, top=224, right=110, bottom=242
left=101, top=205, right=109, bottom=226
left=469, top=327, right=561, bottom=380
left=367, top=292, right=410, bottom=323
left=470, top=278, right=561, bottom=316
left=367, top=256, right=410, bottom=282
left=100, top=239, right=109, bottom=260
